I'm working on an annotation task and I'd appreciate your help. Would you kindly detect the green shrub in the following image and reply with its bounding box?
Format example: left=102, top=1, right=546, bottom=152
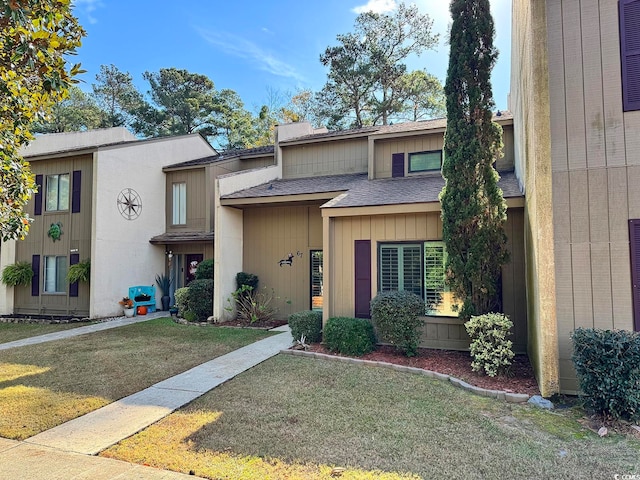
left=186, top=279, right=214, bottom=322
left=324, top=317, right=376, bottom=356
left=230, top=286, right=277, bottom=324
left=67, top=258, right=90, bottom=284
left=572, top=328, right=640, bottom=421
left=236, top=272, right=259, bottom=291
left=195, top=259, right=214, bottom=280
left=465, top=313, right=515, bottom=377
left=1, top=261, right=34, bottom=287
left=174, top=287, right=190, bottom=317
left=289, top=310, right=323, bottom=343
left=183, top=310, right=198, bottom=323
left=370, top=290, right=425, bottom=357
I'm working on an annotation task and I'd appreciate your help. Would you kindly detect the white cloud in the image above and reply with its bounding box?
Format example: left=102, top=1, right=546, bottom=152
left=196, top=28, right=305, bottom=82
left=74, top=0, right=104, bottom=24
left=352, top=0, right=397, bottom=14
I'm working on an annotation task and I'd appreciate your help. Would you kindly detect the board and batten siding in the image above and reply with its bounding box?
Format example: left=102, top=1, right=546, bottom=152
left=282, top=139, right=368, bottom=179
left=242, top=205, right=323, bottom=318
left=165, top=168, right=207, bottom=232
left=373, top=125, right=515, bottom=179
left=543, top=0, right=640, bottom=392
left=15, top=154, right=92, bottom=316
left=328, top=208, right=527, bottom=352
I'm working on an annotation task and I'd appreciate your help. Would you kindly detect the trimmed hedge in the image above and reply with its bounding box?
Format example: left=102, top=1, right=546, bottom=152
left=195, top=259, right=214, bottom=280
left=572, top=328, right=640, bottom=420
left=186, top=279, right=214, bottom=322
left=324, top=317, right=376, bottom=356
left=466, top=313, right=514, bottom=377
left=289, top=310, right=323, bottom=343
left=236, top=272, right=259, bottom=291
left=370, top=290, right=425, bottom=357
left=174, top=287, right=189, bottom=317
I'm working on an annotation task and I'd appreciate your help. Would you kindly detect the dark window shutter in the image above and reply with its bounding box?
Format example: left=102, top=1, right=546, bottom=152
left=69, top=254, right=79, bottom=297
left=392, top=153, right=405, bottom=178
left=71, top=170, right=81, bottom=213
left=354, top=240, right=372, bottom=318
left=34, top=175, right=43, bottom=216
left=31, top=255, right=40, bottom=297
left=630, top=220, right=640, bottom=331
left=620, top=0, right=640, bottom=111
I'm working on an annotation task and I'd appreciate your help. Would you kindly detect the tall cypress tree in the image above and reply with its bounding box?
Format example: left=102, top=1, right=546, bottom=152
left=440, top=0, right=508, bottom=321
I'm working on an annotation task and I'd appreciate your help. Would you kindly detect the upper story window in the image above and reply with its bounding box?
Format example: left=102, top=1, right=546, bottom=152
left=408, top=150, right=442, bottom=173
left=172, top=182, right=186, bottom=225
left=45, top=174, right=69, bottom=211
left=620, top=0, right=640, bottom=111
left=378, top=241, right=457, bottom=317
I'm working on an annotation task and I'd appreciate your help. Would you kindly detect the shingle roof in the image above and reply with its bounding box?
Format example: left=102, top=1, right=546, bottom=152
left=281, top=111, right=513, bottom=144
left=221, top=173, right=368, bottom=199
left=322, top=171, right=522, bottom=208
left=149, top=231, right=214, bottom=244
left=164, top=145, right=274, bottom=169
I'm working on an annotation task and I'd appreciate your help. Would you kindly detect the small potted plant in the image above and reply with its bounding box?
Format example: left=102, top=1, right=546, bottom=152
left=119, top=297, right=134, bottom=317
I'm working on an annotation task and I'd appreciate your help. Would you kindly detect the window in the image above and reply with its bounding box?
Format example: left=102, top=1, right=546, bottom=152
left=378, top=241, right=457, bottom=317
left=311, top=250, right=323, bottom=311
left=620, top=0, right=640, bottom=111
left=45, top=174, right=69, bottom=211
left=408, top=150, right=442, bottom=173
left=172, top=182, right=186, bottom=225
left=43, top=256, right=67, bottom=293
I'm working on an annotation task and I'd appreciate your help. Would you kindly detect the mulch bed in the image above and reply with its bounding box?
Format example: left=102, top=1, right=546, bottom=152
left=305, top=344, right=540, bottom=396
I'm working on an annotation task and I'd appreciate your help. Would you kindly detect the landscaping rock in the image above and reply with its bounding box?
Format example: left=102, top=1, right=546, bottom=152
left=528, top=395, right=554, bottom=409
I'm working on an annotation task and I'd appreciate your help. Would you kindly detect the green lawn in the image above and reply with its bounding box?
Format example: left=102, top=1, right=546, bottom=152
left=0, top=321, right=94, bottom=344
left=102, top=355, right=640, bottom=480
left=0, top=318, right=273, bottom=439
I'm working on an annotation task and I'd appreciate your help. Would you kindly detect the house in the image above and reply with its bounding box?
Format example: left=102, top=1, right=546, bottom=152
left=0, top=128, right=216, bottom=318
left=149, top=146, right=275, bottom=299
left=214, top=115, right=528, bottom=352
left=510, top=0, right=640, bottom=394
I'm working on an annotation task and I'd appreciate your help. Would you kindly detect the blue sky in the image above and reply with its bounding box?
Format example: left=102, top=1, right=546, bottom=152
left=72, top=0, right=513, bottom=118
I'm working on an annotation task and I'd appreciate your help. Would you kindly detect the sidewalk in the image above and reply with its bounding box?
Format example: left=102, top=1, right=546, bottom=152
left=0, top=311, right=166, bottom=351
left=0, top=321, right=293, bottom=479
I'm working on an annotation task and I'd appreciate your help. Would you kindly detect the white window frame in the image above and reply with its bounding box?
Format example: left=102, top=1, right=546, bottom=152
left=378, top=241, right=456, bottom=317
left=43, top=255, right=67, bottom=294
left=45, top=173, right=70, bottom=212
left=172, top=182, right=186, bottom=225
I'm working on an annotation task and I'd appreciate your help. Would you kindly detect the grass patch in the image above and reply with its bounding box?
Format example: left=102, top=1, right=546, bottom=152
left=0, top=318, right=272, bottom=439
left=0, top=322, right=94, bottom=344
left=103, top=355, right=640, bottom=480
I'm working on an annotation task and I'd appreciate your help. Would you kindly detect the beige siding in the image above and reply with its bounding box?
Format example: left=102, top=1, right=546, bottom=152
left=543, top=0, right=640, bottom=392
left=373, top=125, right=515, bottom=179
left=328, top=208, right=527, bottom=352
left=242, top=205, right=323, bottom=318
left=282, top=139, right=368, bottom=179
left=165, top=169, right=207, bottom=232
left=15, top=154, right=92, bottom=316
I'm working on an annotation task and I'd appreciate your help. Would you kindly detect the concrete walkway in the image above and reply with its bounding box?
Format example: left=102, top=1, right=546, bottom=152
left=0, top=311, right=167, bottom=351
left=0, top=321, right=293, bottom=479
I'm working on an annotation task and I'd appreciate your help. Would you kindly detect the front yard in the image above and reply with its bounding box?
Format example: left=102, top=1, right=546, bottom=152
left=102, top=354, right=640, bottom=480
left=0, top=318, right=272, bottom=439
left=0, top=321, right=94, bottom=343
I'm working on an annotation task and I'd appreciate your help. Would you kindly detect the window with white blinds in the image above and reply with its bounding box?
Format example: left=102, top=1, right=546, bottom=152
left=378, top=241, right=455, bottom=317
left=172, top=183, right=186, bottom=225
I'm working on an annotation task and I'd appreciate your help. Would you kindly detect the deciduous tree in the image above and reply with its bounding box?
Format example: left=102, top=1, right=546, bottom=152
left=0, top=0, right=85, bottom=240
left=439, top=0, right=508, bottom=321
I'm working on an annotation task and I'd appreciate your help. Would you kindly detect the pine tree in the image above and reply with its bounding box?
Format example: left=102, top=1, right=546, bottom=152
left=440, top=0, right=508, bottom=321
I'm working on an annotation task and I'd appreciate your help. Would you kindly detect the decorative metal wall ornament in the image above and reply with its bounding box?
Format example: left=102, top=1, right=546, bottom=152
left=47, top=222, right=63, bottom=242
left=278, top=251, right=303, bottom=267
left=117, top=188, right=142, bottom=220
